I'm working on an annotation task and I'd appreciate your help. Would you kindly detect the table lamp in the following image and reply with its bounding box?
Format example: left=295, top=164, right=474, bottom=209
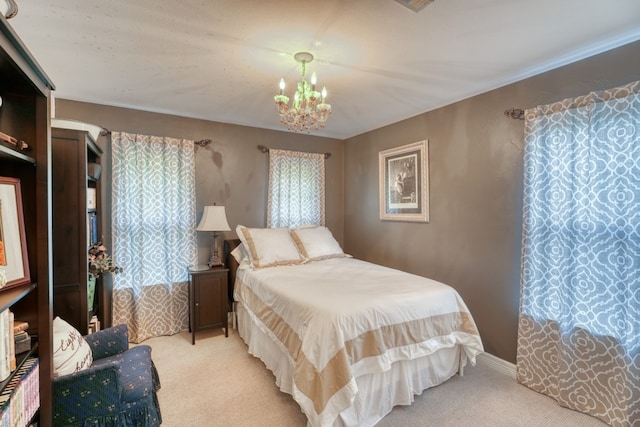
left=196, top=205, right=231, bottom=268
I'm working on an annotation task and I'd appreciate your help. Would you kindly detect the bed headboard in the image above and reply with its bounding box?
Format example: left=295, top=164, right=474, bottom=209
left=223, top=238, right=241, bottom=302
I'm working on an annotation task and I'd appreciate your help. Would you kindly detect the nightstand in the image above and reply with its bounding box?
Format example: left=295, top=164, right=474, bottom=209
left=188, top=265, right=230, bottom=344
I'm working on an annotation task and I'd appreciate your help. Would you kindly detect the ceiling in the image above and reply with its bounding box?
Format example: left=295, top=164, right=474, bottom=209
left=8, top=0, right=640, bottom=139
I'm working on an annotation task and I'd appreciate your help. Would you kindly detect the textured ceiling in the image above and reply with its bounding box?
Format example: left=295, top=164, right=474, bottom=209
left=9, top=0, right=640, bottom=139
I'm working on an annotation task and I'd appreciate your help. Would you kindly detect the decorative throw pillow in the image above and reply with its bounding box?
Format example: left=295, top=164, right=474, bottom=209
left=236, top=225, right=304, bottom=269
left=52, top=316, right=93, bottom=377
left=290, top=226, right=348, bottom=261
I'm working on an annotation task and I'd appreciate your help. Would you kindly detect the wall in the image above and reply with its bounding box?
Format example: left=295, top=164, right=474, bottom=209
left=54, top=39, right=640, bottom=363
left=343, top=39, right=640, bottom=363
left=53, top=101, right=344, bottom=266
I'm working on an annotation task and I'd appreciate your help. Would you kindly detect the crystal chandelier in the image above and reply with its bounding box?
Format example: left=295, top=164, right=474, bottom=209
left=274, top=52, right=332, bottom=133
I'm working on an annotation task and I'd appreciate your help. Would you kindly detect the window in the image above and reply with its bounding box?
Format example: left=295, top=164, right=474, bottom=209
left=267, top=149, right=325, bottom=227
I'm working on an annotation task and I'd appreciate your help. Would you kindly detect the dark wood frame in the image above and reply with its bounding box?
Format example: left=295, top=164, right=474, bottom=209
left=0, top=176, right=30, bottom=289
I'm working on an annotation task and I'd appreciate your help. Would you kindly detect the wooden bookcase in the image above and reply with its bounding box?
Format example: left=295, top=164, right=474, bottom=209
left=51, top=127, right=104, bottom=335
left=0, top=14, right=55, bottom=425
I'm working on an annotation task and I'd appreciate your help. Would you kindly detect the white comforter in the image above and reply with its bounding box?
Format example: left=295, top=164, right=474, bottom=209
left=235, top=257, right=484, bottom=427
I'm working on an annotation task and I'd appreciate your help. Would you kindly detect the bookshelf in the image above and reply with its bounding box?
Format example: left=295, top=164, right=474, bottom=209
left=51, top=126, right=104, bottom=335
left=0, top=13, right=55, bottom=426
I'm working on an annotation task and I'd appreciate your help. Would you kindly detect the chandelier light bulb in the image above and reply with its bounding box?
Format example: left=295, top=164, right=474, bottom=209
left=273, top=52, right=332, bottom=133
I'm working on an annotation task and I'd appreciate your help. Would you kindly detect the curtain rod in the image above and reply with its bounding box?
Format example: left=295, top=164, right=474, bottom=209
left=98, top=127, right=211, bottom=147
left=504, top=108, right=525, bottom=120
left=257, top=144, right=331, bottom=159
left=195, top=139, right=212, bottom=147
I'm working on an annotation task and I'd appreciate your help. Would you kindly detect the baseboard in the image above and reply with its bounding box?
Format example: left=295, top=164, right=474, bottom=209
left=476, top=352, right=517, bottom=379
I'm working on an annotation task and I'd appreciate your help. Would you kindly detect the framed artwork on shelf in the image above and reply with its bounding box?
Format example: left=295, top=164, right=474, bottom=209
left=379, top=139, right=429, bottom=222
left=0, top=176, right=30, bottom=290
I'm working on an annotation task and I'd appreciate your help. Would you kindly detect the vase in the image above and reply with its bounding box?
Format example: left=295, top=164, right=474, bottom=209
left=88, top=276, right=96, bottom=315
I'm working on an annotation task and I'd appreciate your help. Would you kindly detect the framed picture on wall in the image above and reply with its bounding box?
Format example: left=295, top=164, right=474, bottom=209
left=0, top=177, right=30, bottom=290
left=379, top=140, right=429, bottom=222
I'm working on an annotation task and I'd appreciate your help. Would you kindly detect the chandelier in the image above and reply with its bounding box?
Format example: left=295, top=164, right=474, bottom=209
left=274, top=52, right=332, bottom=133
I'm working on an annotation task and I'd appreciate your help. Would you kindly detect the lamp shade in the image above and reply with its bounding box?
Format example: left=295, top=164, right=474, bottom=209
left=196, top=205, right=231, bottom=232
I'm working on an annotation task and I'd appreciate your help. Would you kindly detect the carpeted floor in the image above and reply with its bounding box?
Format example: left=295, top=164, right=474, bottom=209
left=146, top=327, right=608, bottom=427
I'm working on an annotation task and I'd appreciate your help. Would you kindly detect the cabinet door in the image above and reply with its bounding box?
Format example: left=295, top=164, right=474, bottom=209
left=194, top=273, right=227, bottom=330
left=51, top=129, right=89, bottom=334
left=51, top=127, right=104, bottom=334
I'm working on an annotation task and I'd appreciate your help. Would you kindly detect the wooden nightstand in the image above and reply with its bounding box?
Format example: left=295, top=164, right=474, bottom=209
left=188, top=266, right=230, bottom=344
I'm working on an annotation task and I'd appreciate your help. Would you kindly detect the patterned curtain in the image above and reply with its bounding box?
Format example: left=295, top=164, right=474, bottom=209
left=517, top=81, right=640, bottom=427
left=267, top=149, right=325, bottom=227
left=111, top=132, right=197, bottom=343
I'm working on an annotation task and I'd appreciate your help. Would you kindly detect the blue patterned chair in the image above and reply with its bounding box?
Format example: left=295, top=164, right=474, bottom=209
left=53, top=324, right=162, bottom=426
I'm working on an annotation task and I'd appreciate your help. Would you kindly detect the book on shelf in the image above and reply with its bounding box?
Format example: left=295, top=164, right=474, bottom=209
left=88, top=315, right=100, bottom=334
left=12, top=321, right=28, bottom=336
left=7, top=312, right=15, bottom=373
left=13, top=317, right=31, bottom=356
left=14, top=332, right=30, bottom=356
left=88, top=211, right=99, bottom=245
left=0, top=310, right=31, bottom=381
left=0, top=309, right=10, bottom=381
left=0, top=357, right=39, bottom=427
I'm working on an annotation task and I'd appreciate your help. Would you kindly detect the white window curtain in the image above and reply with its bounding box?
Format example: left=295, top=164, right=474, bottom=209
left=267, top=149, right=325, bottom=228
left=111, top=131, right=197, bottom=343
left=517, top=81, right=640, bottom=427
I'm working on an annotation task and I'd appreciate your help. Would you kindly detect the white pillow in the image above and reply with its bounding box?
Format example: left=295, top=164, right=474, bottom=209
left=236, top=225, right=304, bottom=269
left=52, top=316, right=93, bottom=377
left=230, top=243, right=249, bottom=265
left=290, top=226, right=348, bottom=261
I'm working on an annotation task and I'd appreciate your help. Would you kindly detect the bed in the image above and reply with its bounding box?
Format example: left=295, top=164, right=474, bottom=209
left=225, top=225, right=484, bottom=427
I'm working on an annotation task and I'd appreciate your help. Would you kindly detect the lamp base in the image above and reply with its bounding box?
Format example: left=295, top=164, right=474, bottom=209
left=207, top=258, right=223, bottom=268
left=207, top=232, right=224, bottom=268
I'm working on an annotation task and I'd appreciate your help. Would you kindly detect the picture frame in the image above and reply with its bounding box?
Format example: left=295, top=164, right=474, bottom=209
left=0, top=177, right=30, bottom=290
left=379, top=140, right=429, bottom=222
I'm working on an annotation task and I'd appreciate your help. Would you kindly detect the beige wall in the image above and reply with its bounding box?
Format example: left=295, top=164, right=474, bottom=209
left=53, top=101, right=344, bottom=266
left=343, top=39, right=640, bottom=363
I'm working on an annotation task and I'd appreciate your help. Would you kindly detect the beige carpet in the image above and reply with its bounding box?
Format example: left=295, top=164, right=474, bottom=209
left=145, top=327, right=608, bottom=427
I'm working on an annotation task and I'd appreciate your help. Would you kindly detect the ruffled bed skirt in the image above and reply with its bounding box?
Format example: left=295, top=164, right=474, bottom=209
left=236, top=302, right=464, bottom=427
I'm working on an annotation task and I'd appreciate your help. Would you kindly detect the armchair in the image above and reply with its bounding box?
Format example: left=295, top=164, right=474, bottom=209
left=53, top=324, right=162, bottom=426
